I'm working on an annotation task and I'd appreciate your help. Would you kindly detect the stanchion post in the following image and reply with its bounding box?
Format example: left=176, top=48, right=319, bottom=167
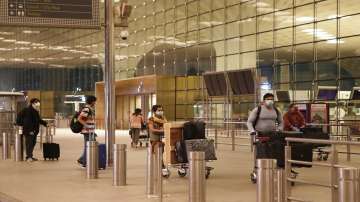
left=257, top=159, right=276, bottom=202
left=214, top=127, right=218, bottom=150
left=14, top=131, right=23, bottom=162
left=189, top=151, right=206, bottom=202
left=284, top=145, right=292, bottom=202
left=331, top=145, right=339, bottom=202
left=146, top=145, right=155, bottom=196
left=86, top=141, right=98, bottom=179
left=2, top=132, right=10, bottom=160
left=337, top=167, right=359, bottom=202
left=277, top=169, right=285, bottom=202
left=156, top=143, right=163, bottom=201
left=113, top=144, right=127, bottom=186
left=231, top=129, right=235, bottom=151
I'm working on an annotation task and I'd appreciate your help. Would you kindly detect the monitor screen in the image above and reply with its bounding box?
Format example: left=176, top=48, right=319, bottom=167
left=203, top=73, right=227, bottom=96
left=227, top=70, right=255, bottom=95
left=317, top=88, right=337, bottom=100
left=351, top=88, right=360, bottom=100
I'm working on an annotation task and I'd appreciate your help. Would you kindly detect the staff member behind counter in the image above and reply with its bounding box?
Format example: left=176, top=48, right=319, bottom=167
left=283, top=103, right=305, bottom=132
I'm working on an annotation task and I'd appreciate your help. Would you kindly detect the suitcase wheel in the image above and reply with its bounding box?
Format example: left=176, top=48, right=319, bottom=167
left=205, top=169, right=211, bottom=179
left=177, top=168, right=187, bottom=177
left=250, top=172, right=257, bottom=184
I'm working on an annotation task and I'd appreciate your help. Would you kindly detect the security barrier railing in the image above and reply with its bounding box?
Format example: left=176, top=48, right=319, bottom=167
left=284, top=137, right=360, bottom=202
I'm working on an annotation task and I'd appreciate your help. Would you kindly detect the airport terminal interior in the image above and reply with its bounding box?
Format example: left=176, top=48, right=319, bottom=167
left=1, top=0, right=360, bottom=201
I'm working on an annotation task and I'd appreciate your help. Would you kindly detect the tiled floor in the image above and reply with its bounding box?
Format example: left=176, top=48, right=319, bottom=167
left=0, top=129, right=359, bottom=202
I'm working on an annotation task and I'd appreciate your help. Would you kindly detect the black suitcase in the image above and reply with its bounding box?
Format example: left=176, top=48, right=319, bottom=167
left=256, top=140, right=285, bottom=168
left=43, top=143, right=60, bottom=160
left=175, top=140, right=188, bottom=163
left=183, top=121, right=206, bottom=140
left=291, top=143, right=313, bottom=168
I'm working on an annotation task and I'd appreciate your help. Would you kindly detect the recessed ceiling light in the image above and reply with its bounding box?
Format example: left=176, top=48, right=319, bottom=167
left=23, top=30, right=40, bottom=34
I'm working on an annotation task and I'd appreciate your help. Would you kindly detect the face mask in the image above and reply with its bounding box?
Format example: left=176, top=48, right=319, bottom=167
left=264, top=100, right=274, bottom=107
left=156, top=111, right=163, bottom=116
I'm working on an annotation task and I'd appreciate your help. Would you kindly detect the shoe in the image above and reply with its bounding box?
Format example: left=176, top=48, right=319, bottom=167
left=26, top=158, right=33, bottom=162
left=31, top=158, right=38, bottom=161
left=77, top=159, right=85, bottom=166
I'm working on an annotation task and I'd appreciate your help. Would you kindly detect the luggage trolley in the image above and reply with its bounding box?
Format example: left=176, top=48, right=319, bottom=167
left=250, top=131, right=303, bottom=184
left=163, top=121, right=216, bottom=179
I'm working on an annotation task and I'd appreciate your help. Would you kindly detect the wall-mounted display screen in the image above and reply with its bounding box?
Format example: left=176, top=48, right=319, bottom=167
left=203, top=72, right=227, bottom=97
left=317, top=86, right=337, bottom=100
left=227, top=70, right=255, bottom=95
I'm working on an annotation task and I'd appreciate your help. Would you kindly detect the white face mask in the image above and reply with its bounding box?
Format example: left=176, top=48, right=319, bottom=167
left=264, top=100, right=274, bottom=107
left=156, top=111, right=163, bottom=116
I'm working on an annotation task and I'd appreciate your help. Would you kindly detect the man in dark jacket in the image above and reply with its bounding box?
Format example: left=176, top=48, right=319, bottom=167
left=18, top=98, right=47, bottom=162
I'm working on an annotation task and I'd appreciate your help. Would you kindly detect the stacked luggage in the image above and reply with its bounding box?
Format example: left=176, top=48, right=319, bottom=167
left=174, top=120, right=217, bottom=178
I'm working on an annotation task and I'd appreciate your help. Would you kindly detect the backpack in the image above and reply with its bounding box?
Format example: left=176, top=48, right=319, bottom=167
left=253, top=106, right=281, bottom=128
left=70, top=107, right=91, bottom=133
left=70, top=111, right=83, bottom=133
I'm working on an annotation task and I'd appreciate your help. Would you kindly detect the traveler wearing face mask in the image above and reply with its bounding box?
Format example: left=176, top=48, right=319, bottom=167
left=283, top=104, right=305, bottom=131
left=148, top=105, right=167, bottom=146
left=247, top=93, right=283, bottom=135
left=18, top=98, right=48, bottom=162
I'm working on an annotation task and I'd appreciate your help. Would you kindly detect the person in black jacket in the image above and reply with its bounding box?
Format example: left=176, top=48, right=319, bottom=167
left=18, top=98, right=48, bottom=162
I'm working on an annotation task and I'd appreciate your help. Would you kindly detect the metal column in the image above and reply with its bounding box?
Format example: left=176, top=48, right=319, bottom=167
left=189, top=151, right=206, bottom=202
left=86, top=141, right=99, bottom=179
left=338, top=167, right=359, bottom=202
left=14, top=132, right=23, bottom=162
left=2, top=132, right=10, bottom=160
left=104, top=0, right=116, bottom=167
left=277, top=169, right=285, bottom=202
left=154, top=144, right=163, bottom=200
left=256, top=159, right=276, bottom=202
left=113, top=144, right=127, bottom=186
left=331, top=145, right=339, bottom=202
left=146, top=146, right=155, bottom=196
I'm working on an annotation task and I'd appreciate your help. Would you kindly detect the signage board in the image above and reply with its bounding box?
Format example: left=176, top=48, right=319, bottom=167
left=0, top=0, right=100, bottom=28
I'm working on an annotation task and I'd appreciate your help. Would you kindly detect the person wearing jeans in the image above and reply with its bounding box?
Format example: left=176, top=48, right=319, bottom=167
left=77, top=95, right=97, bottom=167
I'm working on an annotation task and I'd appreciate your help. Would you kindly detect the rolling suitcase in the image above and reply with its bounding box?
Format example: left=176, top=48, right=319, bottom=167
left=185, top=139, right=217, bottom=161
left=98, top=143, right=106, bottom=169
left=175, top=140, right=188, bottom=163
left=43, top=143, right=60, bottom=160
left=291, top=143, right=313, bottom=168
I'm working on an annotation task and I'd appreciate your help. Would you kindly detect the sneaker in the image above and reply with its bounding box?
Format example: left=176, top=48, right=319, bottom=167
left=77, top=159, right=85, bottom=166
left=26, top=158, right=33, bottom=162
left=31, top=158, right=38, bottom=161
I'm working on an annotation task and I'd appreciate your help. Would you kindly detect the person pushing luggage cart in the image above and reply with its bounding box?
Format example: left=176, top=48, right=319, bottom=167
left=247, top=93, right=284, bottom=183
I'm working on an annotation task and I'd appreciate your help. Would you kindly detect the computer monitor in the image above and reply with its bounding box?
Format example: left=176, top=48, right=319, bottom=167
left=316, top=86, right=337, bottom=101
left=276, top=90, right=291, bottom=102
left=351, top=87, right=360, bottom=100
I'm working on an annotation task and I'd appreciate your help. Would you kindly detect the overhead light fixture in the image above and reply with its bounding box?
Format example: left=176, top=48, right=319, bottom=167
left=15, top=41, right=31, bottom=45
left=3, top=39, right=16, bottom=43
left=0, top=32, right=14, bottom=35
left=23, top=30, right=40, bottom=34
left=0, top=48, right=12, bottom=51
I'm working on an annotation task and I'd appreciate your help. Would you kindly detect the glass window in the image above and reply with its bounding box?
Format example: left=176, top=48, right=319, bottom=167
left=240, top=52, right=256, bottom=68
left=316, top=41, right=337, bottom=61
left=258, top=49, right=274, bottom=66
left=316, top=0, right=337, bottom=21
left=165, top=9, right=174, bottom=23
left=275, top=9, right=293, bottom=29
left=258, top=31, right=274, bottom=50
left=214, top=41, right=225, bottom=56
left=239, top=18, right=256, bottom=36
left=275, top=0, right=293, bottom=10
left=213, top=0, right=225, bottom=10
left=340, top=14, right=360, bottom=37
left=275, top=64, right=293, bottom=83
left=212, top=25, right=225, bottom=41
left=199, top=13, right=211, bottom=28
left=275, top=28, right=293, bottom=47
left=296, top=0, right=313, bottom=6
left=212, top=9, right=225, bottom=25
left=317, top=60, right=337, bottom=81
left=315, top=20, right=336, bottom=42
left=340, top=0, right=360, bottom=16
left=296, top=23, right=314, bottom=44
left=175, top=5, right=186, bottom=20
left=295, top=63, right=314, bottom=81
left=226, top=5, right=239, bottom=22
left=226, top=21, right=239, bottom=38
left=340, top=57, right=360, bottom=79
left=258, top=13, right=274, bottom=32
left=176, top=19, right=186, bottom=34
left=240, top=0, right=256, bottom=19
left=275, top=46, right=293, bottom=64
left=296, top=43, right=314, bottom=63
left=199, top=28, right=211, bottom=43
left=226, top=38, right=240, bottom=55
left=340, top=36, right=360, bottom=58
left=188, top=16, right=198, bottom=32
left=295, top=4, right=314, bottom=25
left=226, top=54, right=240, bottom=70
left=199, top=0, right=211, bottom=13
left=257, top=0, right=274, bottom=15
left=187, top=1, right=198, bottom=17
left=240, top=35, right=256, bottom=52
left=216, top=56, right=225, bottom=71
